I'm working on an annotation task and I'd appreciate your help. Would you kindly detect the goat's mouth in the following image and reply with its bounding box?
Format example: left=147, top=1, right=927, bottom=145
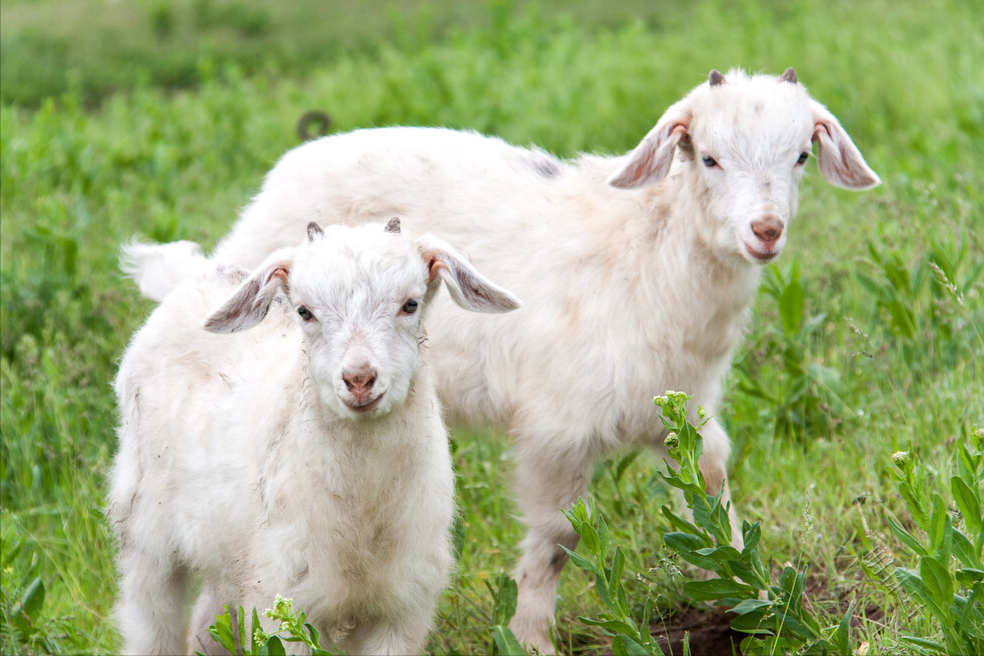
left=343, top=393, right=385, bottom=414
left=743, top=241, right=780, bottom=263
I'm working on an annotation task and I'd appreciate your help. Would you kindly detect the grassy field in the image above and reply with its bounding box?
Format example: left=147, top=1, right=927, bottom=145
left=2, top=0, right=982, bottom=654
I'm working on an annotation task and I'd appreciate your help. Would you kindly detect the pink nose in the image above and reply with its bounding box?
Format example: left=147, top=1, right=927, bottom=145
left=751, top=217, right=783, bottom=244
left=342, top=367, right=376, bottom=401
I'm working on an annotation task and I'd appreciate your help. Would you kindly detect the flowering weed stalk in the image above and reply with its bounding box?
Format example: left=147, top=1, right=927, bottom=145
left=199, top=596, right=332, bottom=656
left=563, top=392, right=855, bottom=655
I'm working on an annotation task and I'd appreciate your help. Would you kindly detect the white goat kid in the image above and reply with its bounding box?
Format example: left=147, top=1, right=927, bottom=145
left=109, top=220, right=520, bottom=655
left=127, top=68, right=880, bottom=652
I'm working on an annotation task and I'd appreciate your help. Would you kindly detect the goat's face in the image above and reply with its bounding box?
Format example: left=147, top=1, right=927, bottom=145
left=607, top=69, right=880, bottom=266
left=289, top=229, right=430, bottom=420
left=685, top=75, right=814, bottom=265
left=203, top=221, right=521, bottom=421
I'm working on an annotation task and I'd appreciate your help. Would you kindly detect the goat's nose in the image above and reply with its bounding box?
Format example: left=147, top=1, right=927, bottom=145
left=751, top=217, right=784, bottom=244
left=342, top=367, right=376, bottom=398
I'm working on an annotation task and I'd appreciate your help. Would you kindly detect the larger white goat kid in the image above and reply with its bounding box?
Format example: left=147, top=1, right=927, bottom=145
left=109, top=220, right=520, bottom=655
left=127, top=68, right=880, bottom=652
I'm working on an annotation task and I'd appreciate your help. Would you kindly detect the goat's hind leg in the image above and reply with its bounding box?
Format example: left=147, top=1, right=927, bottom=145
left=695, top=417, right=744, bottom=549
left=509, top=437, right=596, bottom=655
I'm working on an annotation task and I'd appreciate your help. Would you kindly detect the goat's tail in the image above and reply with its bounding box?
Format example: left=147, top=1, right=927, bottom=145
left=121, top=240, right=210, bottom=303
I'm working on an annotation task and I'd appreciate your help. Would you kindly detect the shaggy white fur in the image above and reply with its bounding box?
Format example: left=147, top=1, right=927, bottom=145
left=108, top=221, right=519, bottom=655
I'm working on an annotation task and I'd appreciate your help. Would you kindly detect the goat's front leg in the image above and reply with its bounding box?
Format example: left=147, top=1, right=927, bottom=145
left=345, top=605, right=436, bottom=656
left=114, top=545, right=190, bottom=655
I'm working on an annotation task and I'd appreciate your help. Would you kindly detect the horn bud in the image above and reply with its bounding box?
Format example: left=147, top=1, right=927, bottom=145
left=307, top=222, right=324, bottom=241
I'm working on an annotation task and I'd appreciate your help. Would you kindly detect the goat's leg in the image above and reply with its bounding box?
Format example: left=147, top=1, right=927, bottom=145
left=187, top=586, right=232, bottom=656
left=509, top=437, right=596, bottom=654
left=114, top=545, right=189, bottom=655
left=695, top=417, right=743, bottom=548
left=346, top=607, right=434, bottom=656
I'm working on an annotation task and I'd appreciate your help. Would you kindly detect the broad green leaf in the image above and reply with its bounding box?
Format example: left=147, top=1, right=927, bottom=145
left=610, top=635, right=651, bottom=656
left=684, top=578, right=758, bottom=602
left=491, top=625, right=527, bottom=656
left=561, top=546, right=600, bottom=576
left=20, top=575, right=45, bottom=620
left=579, top=617, right=639, bottom=636
left=608, top=547, right=628, bottom=615
left=727, top=563, right=764, bottom=589
left=663, top=530, right=714, bottom=552
left=207, top=607, right=237, bottom=653
left=952, top=475, right=983, bottom=536
left=728, top=599, right=773, bottom=616
left=833, top=601, right=854, bottom=656
left=580, top=522, right=600, bottom=555
left=486, top=574, right=518, bottom=626
left=691, top=495, right=730, bottom=545
left=305, top=624, right=329, bottom=656
left=742, top=521, right=762, bottom=553
left=661, top=506, right=707, bottom=538
left=663, top=533, right=719, bottom=571
left=695, top=545, right=743, bottom=564
left=596, top=514, right=610, bottom=563
left=730, top=605, right=776, bottom=634
left=951, top=587, right=984, bottom=636
left=952, top=529, right=981, bottom=569
left=260, top=636, right=286, bottom=656
left=956, top=568, right=984, bottom=586
left=895, top=567, right=947, bottom=621
left=901, top=635, right=947, bottom=653
left=887, top=512, right=928, bottom=557
left=250, top=607, right=262, bottom=652
left=920, top=556, right=954, bottom=610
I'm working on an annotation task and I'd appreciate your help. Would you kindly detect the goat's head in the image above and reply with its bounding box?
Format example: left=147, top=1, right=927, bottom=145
left=202, top=220, right=521, bottom=420
left=608, top=68, right=880, bottom=265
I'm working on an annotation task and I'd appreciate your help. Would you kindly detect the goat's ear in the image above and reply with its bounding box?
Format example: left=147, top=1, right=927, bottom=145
left=417, top=235, right=521, bottom=314
left=810, top=101, right=881, bottom=190
left=204, top=249, right=295, bottom=333
left=608, top=102, right=691, bottom=189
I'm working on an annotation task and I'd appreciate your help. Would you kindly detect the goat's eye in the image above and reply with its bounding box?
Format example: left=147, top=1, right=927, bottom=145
left=796, top=152, right=810, bottom=165
left=701, top=155, right=719, bottom=168
left=400, top=299, right=419, bottom=315
left=297, top=306, right=315, bottom=321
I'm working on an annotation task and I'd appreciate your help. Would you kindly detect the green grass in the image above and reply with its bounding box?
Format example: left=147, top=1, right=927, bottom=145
left=2, top=0, right=983, bottom=653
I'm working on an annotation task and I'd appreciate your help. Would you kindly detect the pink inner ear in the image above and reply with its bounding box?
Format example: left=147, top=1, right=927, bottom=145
left=422, top=251, right=448, bottom=283
left=813, top=121, right=832, bottom=141
left=270, top=266, right=290, bottom=286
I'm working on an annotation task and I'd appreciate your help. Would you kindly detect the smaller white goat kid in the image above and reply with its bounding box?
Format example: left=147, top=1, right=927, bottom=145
left=108, top=220, right=520, bottom=655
